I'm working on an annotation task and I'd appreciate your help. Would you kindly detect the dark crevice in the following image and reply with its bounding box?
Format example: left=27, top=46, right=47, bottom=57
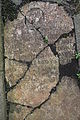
left=23, top=78, right=61, bottom=120
left=5, top=78, right=10, bottom=93
left=48, top=28, right=74, bottom=56
left=6, top=101, right=10, bottom=120
left=23, top=49, right=60, bottom=120
left=48, top=44, right=59, bottom=57
left=35, top=45, right=48, bottom=58
left=7, top=101, right=33, bottom=109
left=23, top=53, right=78, bottom=120
left=54, top=28, right=75, bottom=45
left=6, top=45, right=48, bottom=92
left=6, top=68, right=29, bottom=92
left=5, top=56, right=32, bottom=65
left=59, top=58, right=78, bottom=81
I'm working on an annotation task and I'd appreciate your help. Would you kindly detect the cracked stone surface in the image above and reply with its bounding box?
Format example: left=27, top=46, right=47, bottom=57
left=56, top=33, right=75, bottom=65
left=9, top=103, right=32, bottom=120
left=4, top=2, right=74, bottom=61
left=7, top=47, right=59, bottom=107
left=25, top=77, right=80, bottom=120
left=4, top=21, right=45, bottom=61
left=4, top=1, right=80, bottom=120
left=26, top=2, right=73, bottom=44
left=5, top=59, right=27, bottom=86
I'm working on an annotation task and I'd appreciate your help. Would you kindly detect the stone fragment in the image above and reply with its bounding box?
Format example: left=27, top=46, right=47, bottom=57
left=7, top=47, right=59, bottom=107
left=9, top=103, right=32, bottom=120
left=56, top=34, right=75, bottom=65
left=5, top=59, right=27, bottom=86
left=25, top=77, right=80, bottom=120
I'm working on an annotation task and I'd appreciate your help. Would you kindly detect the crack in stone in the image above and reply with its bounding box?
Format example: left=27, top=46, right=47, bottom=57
left=19, top=9, right=45, bottom=40
left=59, top=58, right=78, bottom=80
left=48, top=44, right=59, bottom=62
left=4, top=1, right=80, bottom=120
left=19, top=5, right=75, bottom=45
left=6, top=27, right=75, bottom=92
left=23, top=59, right=61, bottom=120
left=6, top=27, right=74, bottom=92
left=6, top=68, right=28, bottom=92
left=6, top=101, right=10, bottom=120
left=53, top=28, right=74, bottom=44
left=7, top=101, right=33, bottom=109
left=48, top=28, right=74, bottom=57
left=23, top=51, right=78, bottom=120
left=5, top=56, right=32, bottom=65
left=6, top=45, right=48, bottom=92
left=23, top=79, right=61, bottom=120
left=23, top=48, right=60, bottom=119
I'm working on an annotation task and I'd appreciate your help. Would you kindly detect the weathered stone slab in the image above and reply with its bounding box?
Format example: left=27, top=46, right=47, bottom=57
left=4, top=2, right=77, bottom=120
left=5, top=59, right=27, bottom=86
left=56, top=34, right=75, bottom=65
left=7, top=47, right=59, bottom=107
left=25, top=77, right=80, bottom=120
left=26, top=2, right=73, bottom=44
left=4, top=2, right=73, bottom=61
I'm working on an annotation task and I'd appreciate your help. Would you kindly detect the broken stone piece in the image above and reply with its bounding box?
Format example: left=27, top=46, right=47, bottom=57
left=5, top=59, right=27, bottom=86
left=56, top=34, right=75, bottom=65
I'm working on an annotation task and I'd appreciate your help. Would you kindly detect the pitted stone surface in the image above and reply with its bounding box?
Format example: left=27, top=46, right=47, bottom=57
left=4, top=2, right=74, bottom=61
left=7, top=47, right=59, bottom=107
left=9, top=104, right=32, bottom=120
left=4, top=21, right=45, bottom=61
left=56, top=34, right=75, bottom=65
left=5, top=59, right=27, bottom=86
left=26, top=2, right=73, bottom=44
left=25, top=77, right=80, bottom=120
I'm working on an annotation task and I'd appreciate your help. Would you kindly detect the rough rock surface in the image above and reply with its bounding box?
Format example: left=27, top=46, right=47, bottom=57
left=9, top=103, right=32, bottom=120
left=4, top=1, right=79, bottom=120
left=56, top=34, right=75, bottom=65
left=7, top=47, right=59, bottom=107
left=25, top=77, right=80, bottom=120
left=4, top=2, right=73, bottom=61
left=5, top=59, right=27, bottom=86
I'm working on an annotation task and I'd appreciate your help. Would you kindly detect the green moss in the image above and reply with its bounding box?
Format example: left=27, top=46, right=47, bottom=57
left=76, top=52, right=80, bottom=59
left=44, top=36, right=48, bottom=44
left=76, top=72, right=80, bottom=79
